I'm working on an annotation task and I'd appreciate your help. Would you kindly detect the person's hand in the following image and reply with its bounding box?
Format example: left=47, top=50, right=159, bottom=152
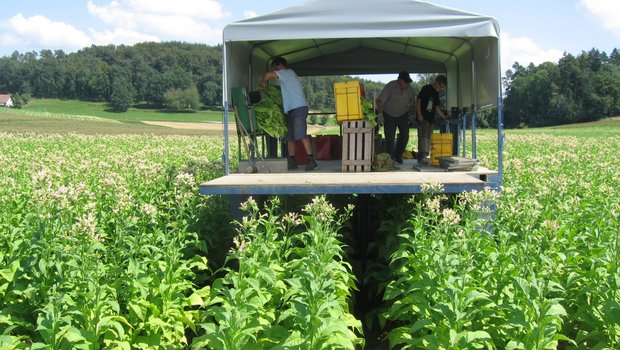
left=417, top=114, right=423, bottom=122
left=377, top=113, right=384, bottom=126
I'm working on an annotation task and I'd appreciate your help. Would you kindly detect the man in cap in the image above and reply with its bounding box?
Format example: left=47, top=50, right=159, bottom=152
left=376, top=71, right=416, bottom=164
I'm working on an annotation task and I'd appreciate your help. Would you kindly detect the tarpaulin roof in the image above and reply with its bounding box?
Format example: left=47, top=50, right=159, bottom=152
left=222, top=0, right=501, bottom=109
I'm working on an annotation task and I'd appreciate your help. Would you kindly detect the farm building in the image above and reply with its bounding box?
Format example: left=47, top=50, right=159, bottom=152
left=200, top=0, right=504, bottom=198
left=0, top=94, right=13, bottom=107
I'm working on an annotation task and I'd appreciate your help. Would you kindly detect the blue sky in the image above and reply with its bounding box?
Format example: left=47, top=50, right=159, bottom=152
left=1, top=0, right=618, bottom=80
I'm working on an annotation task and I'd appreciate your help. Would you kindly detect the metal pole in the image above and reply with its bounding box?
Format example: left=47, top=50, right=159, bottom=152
left=498, top=101, right=504, bottom=187
left=462, top=111, right=467, bottom=157
left=497, top=41, right=504, bottom=188
left=222, top=44, right=230, bottom=175
left=472, top=110, right=477, bottom=159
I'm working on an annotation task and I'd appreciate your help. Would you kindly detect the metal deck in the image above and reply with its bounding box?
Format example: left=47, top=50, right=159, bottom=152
left=200, top=159, right=499, bottom=195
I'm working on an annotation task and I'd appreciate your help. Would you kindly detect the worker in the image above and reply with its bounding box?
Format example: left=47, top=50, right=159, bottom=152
left=260, top=56, right=317, bottom=171
left=415, top=74, right=450, bottom=165
left=376, top=71, right=415, bottom=164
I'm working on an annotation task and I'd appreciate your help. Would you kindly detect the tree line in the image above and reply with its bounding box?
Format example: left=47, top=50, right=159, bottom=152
left=0, top=42, right=223, bottom=111
left=0, top=42, right=618, bottom=126
left=503, top=48, right=620, bottom=128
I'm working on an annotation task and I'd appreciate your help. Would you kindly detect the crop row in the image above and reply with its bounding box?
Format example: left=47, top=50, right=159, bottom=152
left=375, top=133, right=620, bottom=349
left=0, top=133, right=363, bottom=349
left=192, top=197, right=362, bottom=349
left=1, top=108, right=121, bottom=123
left=0, top=133, right=225, bottom=348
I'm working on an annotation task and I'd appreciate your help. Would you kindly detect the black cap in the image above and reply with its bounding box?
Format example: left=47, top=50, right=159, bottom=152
left=398, top=71, right=412, bottom=83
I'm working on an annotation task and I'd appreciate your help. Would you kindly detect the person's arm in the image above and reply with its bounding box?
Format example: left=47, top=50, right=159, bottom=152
left=375, top=98, right=384, bottom=114
left=376, top=98, right=385, bottom=125
left=435, top=105, right=449, bottom=121
left=259, top=71, right=278, bottom=89
left=416, top=98, right=423, bottom=122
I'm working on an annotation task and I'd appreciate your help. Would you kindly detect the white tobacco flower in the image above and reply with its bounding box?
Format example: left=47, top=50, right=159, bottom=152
left=240, top=197, right=258, bottom=213
left=74, top=212, right=97, bottom=235
left=141, top=203, right=157, bottom=217
left=541, top=220, right=560, bottom=231
left=441, top=208, right=461, bottom=225
left=425, top=196, right=441, bottom=213
left=175, top=172, right=195, bottom=187
left=421, top=182, right=444, bottom=194
left=32, top=167, right=50, bottom=183
left=103, top=177, right=117, bottom=186
left=283, top=212, right=303, bottom=226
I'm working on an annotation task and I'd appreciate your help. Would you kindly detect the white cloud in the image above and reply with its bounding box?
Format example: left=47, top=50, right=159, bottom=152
left=134, top=14, right=221, bottom=41
left=125, top=0, right=226, bottom=20
left=243, top=10, right=258, bottom=19
left=87, top=1, right=135, bottom=29
left=3, top=13, right=92, bottom=51
left=0, top=0, right=227, bottom=55
left=0, top=31, right=25, bottom=48
left=500, top=32, right=564, bottom=73
left=89, top=28, right=159, bottom=46
left=579, top=0, right=620, bottom=38
left=87, top=0, right=223, bottom=44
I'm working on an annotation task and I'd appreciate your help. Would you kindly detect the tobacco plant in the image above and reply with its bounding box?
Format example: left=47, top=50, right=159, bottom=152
left=0, top=133, right=221, bottom=348
left=193, top=196, right=363, bottom=349
left=381, top=132, right=620, bottom=349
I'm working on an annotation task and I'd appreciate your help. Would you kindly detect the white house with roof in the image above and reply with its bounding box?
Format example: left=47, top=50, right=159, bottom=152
left=0, top=94, right=13, bottom=107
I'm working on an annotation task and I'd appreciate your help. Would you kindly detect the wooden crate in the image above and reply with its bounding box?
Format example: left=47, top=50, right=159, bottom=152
left=342, top=120, right=374, bottom=172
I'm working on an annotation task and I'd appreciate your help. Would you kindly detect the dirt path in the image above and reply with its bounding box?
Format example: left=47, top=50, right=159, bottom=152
left=142, top=120, right=328, bottom=133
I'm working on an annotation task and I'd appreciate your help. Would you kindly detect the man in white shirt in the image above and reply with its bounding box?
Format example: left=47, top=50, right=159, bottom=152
left=260, top=56, right=317, bottom=171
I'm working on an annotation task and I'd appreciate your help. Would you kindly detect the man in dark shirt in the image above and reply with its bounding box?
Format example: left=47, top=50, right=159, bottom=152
left=415, top=75, right=450, bottom=165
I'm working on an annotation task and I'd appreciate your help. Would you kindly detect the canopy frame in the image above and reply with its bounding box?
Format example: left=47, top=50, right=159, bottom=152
left=219, top=0, right=504, bottom=187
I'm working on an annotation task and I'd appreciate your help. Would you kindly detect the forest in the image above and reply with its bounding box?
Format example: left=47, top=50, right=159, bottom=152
left=0, top=42, right=618, bottom=127
left=503, top=48, right=620, bottom=128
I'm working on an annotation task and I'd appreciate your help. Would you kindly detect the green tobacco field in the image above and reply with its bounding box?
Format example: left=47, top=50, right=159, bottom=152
left=0, top=107, right=619, bottom=349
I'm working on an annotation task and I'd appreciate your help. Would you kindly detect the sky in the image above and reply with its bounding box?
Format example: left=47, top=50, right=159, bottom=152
left=1, top=0, right=618, bottom=82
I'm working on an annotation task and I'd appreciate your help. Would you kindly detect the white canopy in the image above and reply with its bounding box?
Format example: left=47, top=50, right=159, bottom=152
left=222, top=0, right=501, bottom=110
left=220, top=0, right=504, bottom=178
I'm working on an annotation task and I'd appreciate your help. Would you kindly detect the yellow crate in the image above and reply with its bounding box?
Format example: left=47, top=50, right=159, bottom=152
left=334, top=81, right=363, bottom=123
left=430, top=133, right=453, bottom=166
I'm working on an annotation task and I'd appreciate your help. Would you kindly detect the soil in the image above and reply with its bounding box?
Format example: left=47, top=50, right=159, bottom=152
left=141, top=120, right=328, bottom=134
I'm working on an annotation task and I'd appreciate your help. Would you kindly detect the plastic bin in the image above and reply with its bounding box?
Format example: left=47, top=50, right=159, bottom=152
left=315, top=135, right=342, bottom=160
left=440, top=119, right=460, bottom=155
left=334, top=81, right=363, bottom=123
left=430, top=133, right=453, bottom=166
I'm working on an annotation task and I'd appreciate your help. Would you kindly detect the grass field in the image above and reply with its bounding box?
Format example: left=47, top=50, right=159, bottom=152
left=0, top=100, right=226, bottom=135
left=22, top=98, right=223, bottom=122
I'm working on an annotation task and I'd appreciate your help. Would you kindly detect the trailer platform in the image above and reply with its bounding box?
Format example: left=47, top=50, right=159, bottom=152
left=200, top=159, right=499, bottom=196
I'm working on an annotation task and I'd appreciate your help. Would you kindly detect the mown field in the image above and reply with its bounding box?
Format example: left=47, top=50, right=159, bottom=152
left=0, top=110, right=619, bottom=349
left=21, top=99, right=223, bottom=123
